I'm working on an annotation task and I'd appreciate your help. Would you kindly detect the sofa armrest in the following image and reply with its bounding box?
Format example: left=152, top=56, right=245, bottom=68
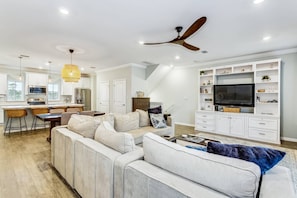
left=113, top=147, right=144, bottom=198
left=51, top=125, right=68, bottom=165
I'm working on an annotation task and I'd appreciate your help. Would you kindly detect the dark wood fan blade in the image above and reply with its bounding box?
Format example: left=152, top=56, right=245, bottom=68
left=143, top=41, right=170, bottom=45
left=182, top=42, right=200, bottom=51
left=180, top=17, right=207, bottom=40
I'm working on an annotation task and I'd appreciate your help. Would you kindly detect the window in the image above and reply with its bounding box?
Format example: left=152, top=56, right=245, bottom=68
left=7, top=76, right=24, bottom=101
left=48, top=80, right=60, bottom=101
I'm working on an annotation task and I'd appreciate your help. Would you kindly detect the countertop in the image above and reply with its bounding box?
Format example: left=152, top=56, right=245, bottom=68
left=1, top=103, right=84, bottom=110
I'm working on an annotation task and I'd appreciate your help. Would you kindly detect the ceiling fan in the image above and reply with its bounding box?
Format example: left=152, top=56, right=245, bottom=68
left=143, top=16, right=207, bottom=51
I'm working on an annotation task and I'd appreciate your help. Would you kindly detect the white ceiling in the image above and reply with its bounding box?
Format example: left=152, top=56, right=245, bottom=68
left=0, top=0, right=297, bottom=74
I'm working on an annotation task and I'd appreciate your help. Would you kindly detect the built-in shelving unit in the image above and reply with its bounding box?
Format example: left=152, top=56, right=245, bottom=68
left=196, top=59, right=281, bottom=144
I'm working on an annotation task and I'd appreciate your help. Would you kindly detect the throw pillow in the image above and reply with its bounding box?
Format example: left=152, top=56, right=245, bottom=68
left=148, top=105, right=162, bottom=114
left=136, top=109, right=150, bottom=127
left=150, top=113, right=167, bottom=128
left=94, top=121, right=136, bottom=154
left=207, top=142, right=286, bottom=174
left=67, top=114, right=100, bottom=138
left=114, top=112, right=139, bottom=132
left=93, top=113, right=115, bottom=127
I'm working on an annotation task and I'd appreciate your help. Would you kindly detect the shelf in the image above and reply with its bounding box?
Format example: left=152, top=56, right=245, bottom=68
left=255, top=68, right=278, bottom=72
left=255, top=81, right=278, bottom=84
left=256, top=102, right=278, bottom=104
left=256, top=91, right=278, bottom=94
left=200, top=84, right=213, bottom=87
left=200, top=74, right=213, bottom=77
left=200, top=93, right=212, bottom=95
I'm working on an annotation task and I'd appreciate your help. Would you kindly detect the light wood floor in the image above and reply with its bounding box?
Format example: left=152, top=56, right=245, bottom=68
left=0, top=127, right=78, bottom=198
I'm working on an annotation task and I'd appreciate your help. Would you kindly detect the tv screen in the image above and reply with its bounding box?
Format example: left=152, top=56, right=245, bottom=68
left=213, top=84, right=255, bottom=107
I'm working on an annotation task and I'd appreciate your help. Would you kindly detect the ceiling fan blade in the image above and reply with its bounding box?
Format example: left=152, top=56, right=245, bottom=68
left=180, top=17, right=207, bottom=40
left=143, top=41, right=170, bottom=45
left=182, top=42, right=200, bottom=51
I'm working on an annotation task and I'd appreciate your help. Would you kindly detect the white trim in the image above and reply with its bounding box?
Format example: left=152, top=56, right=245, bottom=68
left=281, top=136, right=297, bottom=143
left=96, top=63, right=146, bottom=73
left=174, top=122, right=195, bottom=127
left=179, top=47, right=297, bottom=69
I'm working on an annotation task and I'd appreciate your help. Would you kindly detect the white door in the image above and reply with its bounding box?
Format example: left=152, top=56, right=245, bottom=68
left=112, top=79, right=126, bottom=114
left=98, top=81, right=110, bottom=113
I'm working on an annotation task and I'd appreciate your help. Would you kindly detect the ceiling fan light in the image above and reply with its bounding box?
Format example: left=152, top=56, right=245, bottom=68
left=61, top=64, right=81, bottom=82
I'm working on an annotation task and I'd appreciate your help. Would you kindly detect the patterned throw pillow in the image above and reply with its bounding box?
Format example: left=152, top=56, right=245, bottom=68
left=150, top=113, right=167, bottom=128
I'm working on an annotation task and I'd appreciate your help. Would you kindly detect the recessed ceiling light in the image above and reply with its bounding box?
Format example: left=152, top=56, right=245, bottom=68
left=175, top=56, right=180, bottom=60
left=253, top=0, right=264, bottom=4
left=59, top=8, right=69, bottom=15
left=81, top=67, right=85, bottom=71
left=38, top=66, right=43, bottom=70
left=263, top=36, right=271, bottom=41
left=138, top=41, right=144, bottom=45
left=201, top=50, right=208, bottom=54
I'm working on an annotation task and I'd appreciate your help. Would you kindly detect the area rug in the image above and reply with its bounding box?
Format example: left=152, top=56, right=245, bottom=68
left=197, top=132, right=297, bottom=192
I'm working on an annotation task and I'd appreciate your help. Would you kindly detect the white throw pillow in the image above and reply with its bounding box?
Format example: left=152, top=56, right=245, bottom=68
left=114, top=112, right=139, bottom=132
left=136, top=109, right=150, bottom=127
left=150, top=113, right=167, bottom=128
left=67, top=114, right=100, bottom=138
left=94, top=121, right=136, bottom=154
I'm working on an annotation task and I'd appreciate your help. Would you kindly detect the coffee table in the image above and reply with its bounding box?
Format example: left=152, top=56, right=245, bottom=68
left=176, top=134, right=221, bottom=147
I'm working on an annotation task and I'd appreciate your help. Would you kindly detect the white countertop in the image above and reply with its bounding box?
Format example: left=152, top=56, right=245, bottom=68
left=1, top=103, right=84, bottom=110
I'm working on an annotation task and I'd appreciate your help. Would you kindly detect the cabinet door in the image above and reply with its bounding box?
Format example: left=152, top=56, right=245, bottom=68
left=0, top=108, right=4, bottom=124
left=0, top=73, right=7, bottom=95
left=230, top=116, right=245, bottom=137
left=216, top=115, right=230, bottom=135
left=26, top=72, right=48, bottom=86
left=61, top=80, right=74, bottom=95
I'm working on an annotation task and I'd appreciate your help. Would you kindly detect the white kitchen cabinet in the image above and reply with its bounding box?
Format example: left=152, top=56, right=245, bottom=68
left=25, top=72, right=48, bottom=87
left=0, top=73, right=7, bottom=95
left=79, top=77, right=91, bottom=88
left=61, top=80, right=74, bottom=95
left=0, top=108, right=4, bottom=124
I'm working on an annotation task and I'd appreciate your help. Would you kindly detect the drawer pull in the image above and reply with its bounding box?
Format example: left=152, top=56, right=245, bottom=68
left=203, top=121, right=207, bottom=123
left=259, top=132, right=266, bottom=136
left=259, top=123, right=266, bottom=125
left=202, top=115, right=207, bottom=118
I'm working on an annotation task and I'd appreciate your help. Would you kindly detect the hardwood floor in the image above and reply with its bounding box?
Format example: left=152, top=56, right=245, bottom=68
left=0, top=127, right=77, bottom=198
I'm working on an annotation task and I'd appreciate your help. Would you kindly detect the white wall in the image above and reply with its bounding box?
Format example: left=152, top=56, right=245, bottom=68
left=148, top=67, right=198, bottom=125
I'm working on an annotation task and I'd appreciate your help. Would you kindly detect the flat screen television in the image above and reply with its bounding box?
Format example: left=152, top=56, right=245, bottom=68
left=213, top=84, right=255, bottom=107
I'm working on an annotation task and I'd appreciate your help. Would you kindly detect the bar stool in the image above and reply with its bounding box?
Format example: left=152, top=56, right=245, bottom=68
left=49, top=108, right=66, bottom=114
left=31, top=108, right=49, bottom=131
left=5, top=109, right=28, bottom=135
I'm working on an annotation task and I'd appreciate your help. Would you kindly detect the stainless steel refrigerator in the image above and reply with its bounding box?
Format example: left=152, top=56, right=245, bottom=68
left=75, top=88, right=91, bottom=111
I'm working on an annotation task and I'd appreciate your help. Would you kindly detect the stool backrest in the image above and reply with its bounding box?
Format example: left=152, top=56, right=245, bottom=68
left=7, top=109, right=27, bottom=118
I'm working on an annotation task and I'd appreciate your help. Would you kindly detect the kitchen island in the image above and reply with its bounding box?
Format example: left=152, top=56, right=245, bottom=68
left=1, top=103, right=84, bottom=134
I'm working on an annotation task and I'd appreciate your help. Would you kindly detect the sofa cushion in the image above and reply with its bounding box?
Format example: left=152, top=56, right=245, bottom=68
left=67, top=114, right=100, bottom=138
left=93, top=113, right=115, bottom=128
left=207, top=142, right=286, bottom=174
left=136, top=109, right=150, bottom=127
left=94, top=121, right=136, bottom=154
left=128, top=126, right=173, bottom=145
left=150, top=113, right=167, bottom=128
left=143, top=133, right=261, bottom=198
left=114, top=112, right=139, bottom=132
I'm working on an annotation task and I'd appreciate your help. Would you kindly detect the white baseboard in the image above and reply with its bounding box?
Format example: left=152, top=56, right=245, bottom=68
left=281, top=136, right=297, bottom=143
left=174, top=122, right=195, bottom=127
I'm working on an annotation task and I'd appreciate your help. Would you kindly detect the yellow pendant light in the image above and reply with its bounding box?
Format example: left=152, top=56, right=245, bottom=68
left=61, top=49, right=81, bottom=82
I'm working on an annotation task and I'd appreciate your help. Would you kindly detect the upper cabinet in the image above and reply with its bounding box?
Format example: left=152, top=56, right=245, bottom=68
left=0, top=73, right=7, bottom=95
left=25, top=72, right=48, bottom=87
left=61, top=77, right=91, bottom=95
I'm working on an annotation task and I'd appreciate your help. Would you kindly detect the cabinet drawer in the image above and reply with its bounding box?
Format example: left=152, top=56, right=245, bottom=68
left=195, top=124, right=215, bottom=132
left=196, top=119, right=215, bottom=126
left=248, top=118, right=278, bottom=130
left=248, top=128, right=277, bottom=142
left=196, top=113, right=215, bottom=120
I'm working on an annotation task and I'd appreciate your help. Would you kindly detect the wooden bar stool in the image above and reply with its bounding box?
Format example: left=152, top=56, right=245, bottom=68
left=5, top=109, right=28, bottom=135
left=31, top=108, right=49, bottom=131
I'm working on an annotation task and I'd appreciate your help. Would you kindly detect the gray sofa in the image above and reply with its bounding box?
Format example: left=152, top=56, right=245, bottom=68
left=123, top=133, right=296, bottom=198
left=51, top=113, right=295, bottom=198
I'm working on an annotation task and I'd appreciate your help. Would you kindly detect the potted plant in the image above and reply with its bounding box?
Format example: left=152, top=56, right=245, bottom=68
left=262, top=75, right=271, bottom=81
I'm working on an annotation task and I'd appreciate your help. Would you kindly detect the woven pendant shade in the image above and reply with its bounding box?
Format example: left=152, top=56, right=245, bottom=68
left=61, top=49, right=81, bottom=82
left=61, top=64, right=81, bottom=82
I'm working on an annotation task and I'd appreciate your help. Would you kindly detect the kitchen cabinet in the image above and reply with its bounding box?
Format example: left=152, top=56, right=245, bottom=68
left=0, top=73, right=7, bottom=95
left=25, top=72, right=48, bottom=87
left=0, top=107, right=4, bottom=124
left=61, top=80, right=74, bottom=95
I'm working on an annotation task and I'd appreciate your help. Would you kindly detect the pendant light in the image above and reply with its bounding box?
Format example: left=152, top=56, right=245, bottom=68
left=48, top=61, right=52, bottom=83
left=18, top=56, right=23, bottom=80
left=61, top=49, right=81, bottom=82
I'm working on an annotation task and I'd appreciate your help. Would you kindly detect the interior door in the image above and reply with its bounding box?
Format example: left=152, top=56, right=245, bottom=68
left=112, top=79, right=126, bottom=114
left=98, top=81, right=110, bottom=113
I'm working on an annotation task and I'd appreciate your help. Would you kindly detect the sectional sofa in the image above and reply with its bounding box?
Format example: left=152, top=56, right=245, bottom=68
left=51, top=113, right=296, bottom=198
